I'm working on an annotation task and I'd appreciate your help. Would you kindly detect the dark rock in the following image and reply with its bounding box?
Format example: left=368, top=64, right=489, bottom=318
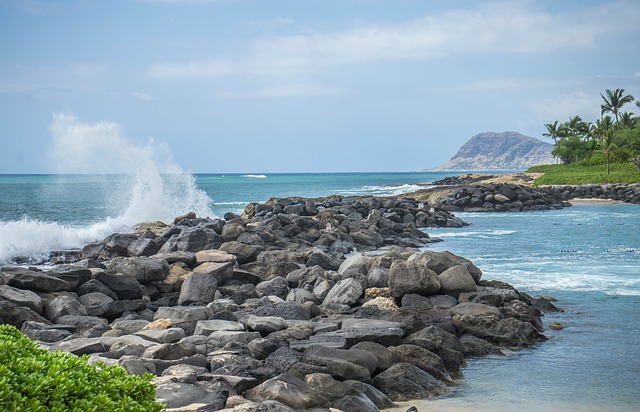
left=2, top=267, right=71, bottom=292
left=244, top=374, right=331, bottom=410
left=93, top=271, right=144, bottom=300
left=178, top=272, right=218, bottom=305
left=0, top=284, right=43, bottom=313
left=107, top=257, right=169, bottom=283
left=372, top=363, right=449, bottom=402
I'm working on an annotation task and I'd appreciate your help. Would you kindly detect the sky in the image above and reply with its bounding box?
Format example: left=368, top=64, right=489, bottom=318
left=0, top=0, right=639, bottom=174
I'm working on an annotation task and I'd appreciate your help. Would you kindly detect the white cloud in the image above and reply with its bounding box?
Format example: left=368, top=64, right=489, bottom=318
left=149, top=1, right=640, bottom=80
left=131, top=91, right=153, bottom=101
left=528, top=91, right=602, bottom=123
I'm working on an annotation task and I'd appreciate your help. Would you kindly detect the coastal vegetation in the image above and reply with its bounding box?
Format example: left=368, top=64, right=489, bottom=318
left=0, top=324, right=162, bottom=412
left=536, top=88, right=640, bottom=184
left=527, top=162, right=640, bottom=185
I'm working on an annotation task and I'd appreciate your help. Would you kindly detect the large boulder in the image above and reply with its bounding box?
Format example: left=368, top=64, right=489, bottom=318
left=107, top=257, right=169, bottom=283
left=388, top=260, right=440, bottom=298
left=388, top=344, right=450, bottom=381
left=437, top=264, right=477, bottom=297
left=2, top=267, right=70, bottom=292
left=93, top=271, right=144, bottom=300
left=244, top=373, right=331, bottom=410
left=178, top=272, right=218, bottom=305
left=372, top=363, right=449, bottom=401
left=175, top=227, right=222, bottom=252
left=44, top=296, right=88, bottom=322
left=0, top=284, right=43, bottom=313
left=322, top=278, right=363, bottom=307
left=191, top=261, right=234, bottom=286
left=219, top=241, right=258, bottom=265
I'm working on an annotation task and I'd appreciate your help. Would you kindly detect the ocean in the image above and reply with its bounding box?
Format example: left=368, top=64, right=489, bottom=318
left=1, top=170, right=639, bottom=411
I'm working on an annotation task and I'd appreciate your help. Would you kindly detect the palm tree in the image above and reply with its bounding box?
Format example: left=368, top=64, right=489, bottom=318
left=543, top=121, right=561, bottom=144
left=601, top=88, right=635, bottom=129
left=619, top=112, right=636, bottom=129
left=594, top=116, right=616, bottom=175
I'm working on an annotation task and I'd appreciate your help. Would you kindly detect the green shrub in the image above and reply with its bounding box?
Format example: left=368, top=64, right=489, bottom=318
left=0, top=324, right=164, bottom=412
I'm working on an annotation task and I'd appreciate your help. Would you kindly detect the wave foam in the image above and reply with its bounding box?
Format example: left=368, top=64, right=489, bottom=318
left=0, top=113, right=215, bottom=264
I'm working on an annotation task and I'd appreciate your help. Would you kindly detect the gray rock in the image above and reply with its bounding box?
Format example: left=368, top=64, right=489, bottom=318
left=143, top=340, right=198, bottom=360
left=305, top=249, right=342, bottom=271
left=459, top=334, right=502, bottom=357
left=93, top=271, right=144, bottom=300
left=50, top=338, right=106, bottom=356
left=78, top=291, right=113, bottom=309
left=47, top=265, right=93, bottom=290
left=56, top=315, right=109, bottom=337
left=2, top=267, right=70, bottom=292
left=350, top=341, right=394, bottom=372
left=322, top=278, right=363, bottom=307
left=244, top=373, right=331, bottom=410
left=220, top=241, right=258, bottom=264
left=389, top=344, right=451, bottom=381
left=109, top=319, right=150, bottom=335
left=44, top=295, right=88, bottom=322
left=437, top=264, right=477, bottom=298
left=245, top=315, right=288, bottom=335
left=338, top=254, right=369, bottom=277
left=76, top=279, right=118, bottom=299
left=0, top=284, right=43, bottom=313
left=154, top=306, right=212, bottom=323
left=192, top=261, right=234, bottom=286
left=0, top=300, right=50, bottom=328
left=206, top=330, right=261, bottom=348
left=176, top=227, right=223, bottom=252
left=178, top=272, right=218, bottom=305
left=194, top=320, right=245, bottom=336
left=372, top=363, right=449, bottom=402
left=134, top=327, right=186, bottom=344
left=388, top=260, right=440, bottom=298
left=107, top=256, right=169, bottom=283
left=21, top=321, right=73, bottom=342
left=367, top=266, right=389, bottom=288
left=154, top=380, right=228, bottom=410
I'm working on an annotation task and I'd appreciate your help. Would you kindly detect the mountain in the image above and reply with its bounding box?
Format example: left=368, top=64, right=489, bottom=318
left=433, top=131, right=555, bottom=171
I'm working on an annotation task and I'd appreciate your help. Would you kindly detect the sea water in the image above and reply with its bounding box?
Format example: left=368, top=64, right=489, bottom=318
left=1, top=172, right=638, bottom=411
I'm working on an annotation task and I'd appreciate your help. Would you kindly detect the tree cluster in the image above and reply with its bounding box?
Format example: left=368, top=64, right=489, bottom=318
left=543, top=89, right=640, bottom=174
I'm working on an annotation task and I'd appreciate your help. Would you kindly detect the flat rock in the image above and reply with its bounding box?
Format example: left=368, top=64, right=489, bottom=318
left=0, top=284, right=43, bottom=313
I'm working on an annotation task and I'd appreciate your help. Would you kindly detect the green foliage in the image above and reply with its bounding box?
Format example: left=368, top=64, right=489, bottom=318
left=543, top=88, right=638, bottom=171
left=0, top=324, right=164, bottom=412
left=527, top=162, right=640, bottom=185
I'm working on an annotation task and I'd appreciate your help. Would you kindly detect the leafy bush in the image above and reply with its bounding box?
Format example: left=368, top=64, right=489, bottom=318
left=0, top=324, right=164, bottom=412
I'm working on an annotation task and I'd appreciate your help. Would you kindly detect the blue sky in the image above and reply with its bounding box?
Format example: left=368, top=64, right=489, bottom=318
left=1, top=0, right=639, bottom=173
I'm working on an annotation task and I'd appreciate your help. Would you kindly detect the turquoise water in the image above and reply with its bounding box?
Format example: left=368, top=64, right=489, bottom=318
left=0, top=172, right=639, bottom=411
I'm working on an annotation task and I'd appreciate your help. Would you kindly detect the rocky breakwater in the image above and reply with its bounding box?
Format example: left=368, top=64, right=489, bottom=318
left=551, top=183, right=640, bottom=204
left=406, top=183, right=571, bottom=213
left=0, top=196, right=560, bottom=412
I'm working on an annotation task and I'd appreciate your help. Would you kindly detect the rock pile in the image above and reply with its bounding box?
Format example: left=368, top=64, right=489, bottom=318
left=0, top=196, right=558, bottom=411
left=552, top=183, right=640, bottom=204
left=408, top=183, right=570, bottom=212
